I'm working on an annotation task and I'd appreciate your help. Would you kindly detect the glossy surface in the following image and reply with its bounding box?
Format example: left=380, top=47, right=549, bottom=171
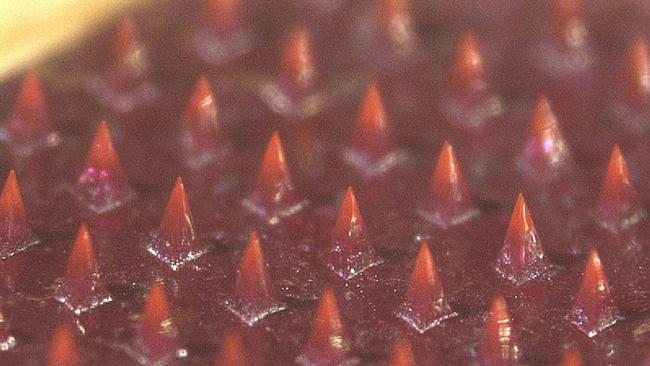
left=1, top=0, right=650, bottom=365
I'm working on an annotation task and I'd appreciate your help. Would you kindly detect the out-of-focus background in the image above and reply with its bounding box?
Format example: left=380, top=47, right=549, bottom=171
left=0, top=0, right=147, bottom=80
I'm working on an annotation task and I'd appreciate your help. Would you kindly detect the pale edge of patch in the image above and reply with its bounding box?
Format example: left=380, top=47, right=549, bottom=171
left=0, top=0, right=155, bottom=81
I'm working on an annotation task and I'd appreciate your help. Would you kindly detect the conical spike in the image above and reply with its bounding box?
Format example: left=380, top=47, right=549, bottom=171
left=595, top=145, right=645, bottom=231
left=255, top=132, right=292, bottom=199
left=379, top=0, right=409, bottom=22
left=47, top=323, right=79, bottom=366
left=90, top=17, right=158, bottom=114
left=518, top=96, right=571, bottom=178
left=111, top=18, right=150, bottom=90
left=567, top=249, right=621, bottom=337
left=4, top=70, right=59, bottom=151
left=396, top=242, right=457, bottom=333
left=137, top=281, right=178, bottom=363
left=344, top=83, right=409, bottom=176
left=55, top=224, right=112, bottom=314
left=280, top=26, right=316, bottom=90
left=216, top=328, right=248, bottom=366
left=351, top=83, right=395, bottom=160
left=453, top=32, right=488, bottom=94
left=0, top=171, right=27, bottom=230
left=205, top=0, right=243, bottom=35
left=158, top=178, right=195, bottom=248
left=63, top=224, right=99, bottom=283
left=495, top=194, right=551, bottom=285
left=0, top=171, right=39, bottom=258
left=550, top=0, right=589, bottom=49
left=181, top=77, right=230, bottom=169
left=551, top=0, right=583, bottom=32
left=478, top=295, right=521, bottom=365
left=147, top=177, right=208, bottom=271
left=184, top=77, right=220, bottom=142
left=142, top=281, right=172, bottom=337
left=193, top=0, right=254, bottom=67
left=310, top=289, right=347, bottom=346
left=296, top=289, right=353, bottom=365
left=331, top=188, right=366, bottom=245
left=0, top=309, right=16, bottom=352
left=324, top=187, right=383, bottom=279
left=76, top=121, right=134, bottom=214
left=243, top=132, right=308, bottom=225
left=378, top=0, right=415, bottom=53
left=84, top=122, right=123, bottom=176
left=561, top=346, right=584, bottom=366
left=418, top=142, right=478, bottom=228
left=235, top=232, right=272, bottom=300
left=14, top=71, right=47, bottom=128
left=225, top=232, right=286, bottom=326
left=625, top=37, right=650, bottom=107
left=388, top=338, right=416, bottom=366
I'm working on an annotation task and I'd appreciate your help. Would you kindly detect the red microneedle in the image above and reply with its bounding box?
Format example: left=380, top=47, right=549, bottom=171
left=322, top=187, right=383, bottom=279
left=110, top=18, right=151, bottom=92
left=87, top=18, right=158, bottom=115
left=517, top=95, right=572, bottom=182
left=54, top=223, right=112, bottom=314
left=377, top=0, right=416, bottom=56
left=595, top=145, right=645, bottom=231
left=296, top=288, right=356, bottom=365
left=205, top=0, right=244, bottom=36
left=343, top=83, right=408, bottom=177
left=478, top=295, right=521, bottom=365
left=566, top=249, right=621, bottom=337
left=351, top=0, right=420, bottom=69
left=75, top=121, right=135, bottom=214
left=495, top=194, right=551, bottom=285
left=215, top=328, right=248, bottom=366
left=550, top=0, right=588, bottom=49
left=47, top=323, right=80, bottom=366
left=417, top=141, right=478, bottom=228
left=440, top=32, right=504, bottom=132
left=541, top=0, right=593, bottom=72
left=388, top=338, right=416, bottom=366
left=625, top=37, right=650, bottom=109
left=135, top=281, right=180, bottom=364
left=259, top=26, right=322, bottom=119
left=350, top=84, right=393, bottom=161
left=396, top=242, right=457, bottom=333
left=280, top=26, right=316, bottom=93
left=223, top=232, right=286, bottom=326
left=0, top=171, right=39, bottom=258
left=1, top=70, right=59, bottom=155
left=147, top=177, right=209, bottom=270
left=193, top=0, right=254, bottom=67
left=610, top=37, right=650, bottom=134
left=180, top=77, right=232, bottom=170
left=561, top=346, right=584, bottom=366
left=453, top=32, right=488, bottom=96
left=242, top=132, right=308, bottom=225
